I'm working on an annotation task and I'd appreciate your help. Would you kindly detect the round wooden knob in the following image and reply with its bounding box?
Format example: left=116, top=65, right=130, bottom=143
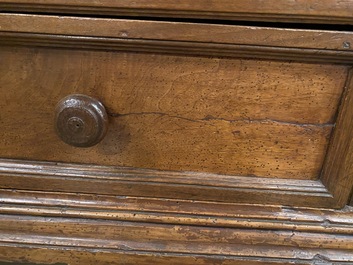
left=55, top=94, right=108, bottom=147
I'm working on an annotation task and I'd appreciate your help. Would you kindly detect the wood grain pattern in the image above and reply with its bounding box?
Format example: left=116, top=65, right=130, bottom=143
left=0, top=159, right=334, bottom=208
left=321, top=69, right=353, bottom=207
left=1, top=0, right=353, bottom=24
left=54, top=94, right=109, bottom=147
left=1, top=14, right=353, bottom=52
left=0, top=189, right=349, bottom=234
left=2, top=14, right=353, bottom=64
left=1, top=245, right=350, bottom=265
left=1, top=3, right=353, bottom=265
left=3, top=33, right=353, bottom=65
left=5, top=215, right=353, bottom=251
left=0, top=213, right=352, bottom=264
left=0, top=46, right=344, bottom=179
left=0, top=189, right=353, bottom=264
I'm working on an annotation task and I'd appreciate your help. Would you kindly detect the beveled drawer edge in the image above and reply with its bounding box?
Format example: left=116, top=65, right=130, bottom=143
left=1, top=13, right=353, bottom=63
left=0, top=158, right=334, bottom=208
left=2, top=33, right=353, bottom=65
left=320, top=69, right=353, bottom=208
left=0, top=158, right=327, bottom=191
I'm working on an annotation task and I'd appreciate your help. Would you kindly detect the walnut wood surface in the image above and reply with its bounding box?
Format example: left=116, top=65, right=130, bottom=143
left=1, top=13, right=353, bottom=208
left=0, top=247, right=316, bottom=265
left=0, top=191, right=353, bottom=264
left=0, top=189, right=349, bottom=234
left=1, top=4, right=353, bottom=265
left=1, top=14, right=353, bottom=52
left=0, top=159, right=334, bottom=208
left=0, top=46, right=344, bottom=179
left=321, top=70, right=353, bottom=207
left=1, top=0, right=353, bottom=25
left=55, top=94, right=109, bottom=147
left=1, top=14, right=353, bottom=65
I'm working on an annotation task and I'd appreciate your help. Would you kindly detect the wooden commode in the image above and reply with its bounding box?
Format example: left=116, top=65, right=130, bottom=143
left=0, top=1, right=353, bottom=264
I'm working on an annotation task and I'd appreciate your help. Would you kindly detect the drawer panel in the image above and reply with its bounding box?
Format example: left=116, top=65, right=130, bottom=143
left=0, top=46, right=346, bottom=179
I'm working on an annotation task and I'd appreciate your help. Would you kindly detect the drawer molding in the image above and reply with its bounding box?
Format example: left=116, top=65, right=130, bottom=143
left=1, top=0, right=353, bottom=24
left=0, top=158, right=336, bottom=208
left=2, top=32, right=353, bottom=65
left=1, top=241, right=352, bottom=264
left=1, top=14, right=353, bottom=63
left=0, top=211, right=352, bottom=263
left=1, top=189, right=353, bottom=263
left=0, top=189, right=352, bottom=234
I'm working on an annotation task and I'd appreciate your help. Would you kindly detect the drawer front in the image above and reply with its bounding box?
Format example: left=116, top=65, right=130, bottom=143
left=0, top=46, right=345, bottom=179
left=1, top=14, right=353, bottom=208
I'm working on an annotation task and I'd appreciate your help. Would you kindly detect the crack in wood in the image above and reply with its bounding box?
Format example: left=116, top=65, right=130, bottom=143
left=109, top=112, right=334, bottom=127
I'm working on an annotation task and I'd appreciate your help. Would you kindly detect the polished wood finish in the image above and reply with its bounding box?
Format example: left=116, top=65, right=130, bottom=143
left=0, top=159, right=333, bottom=208
left=321, top=71, right=353, bottom=207
left=1, top=14, right=353, bottom=52
left=55, top=94, right=108, bottom=147
left=1, top=0, right=353, bottom=24
left=0, top=46, right=344, bottom=179
left=0, top=190, right=353, bottom=264
left=1, top=3, right=353, bottom=264
left=0, top=189, right=349, bottom=234
left=1, top=14, right=353, bottom=64
left=0, top=15, right=353, bottom=209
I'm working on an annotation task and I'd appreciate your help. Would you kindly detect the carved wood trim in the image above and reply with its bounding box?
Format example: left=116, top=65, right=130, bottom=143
left=0, top=189, right=351, bottom=234
left=0, top=194, right=352, bottom=263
